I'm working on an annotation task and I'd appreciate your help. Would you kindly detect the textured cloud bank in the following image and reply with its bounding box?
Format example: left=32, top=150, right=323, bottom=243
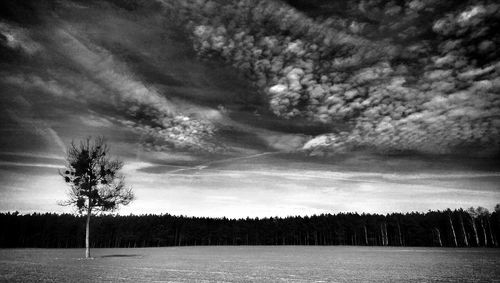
left=157, top=0, right=500, bottom=156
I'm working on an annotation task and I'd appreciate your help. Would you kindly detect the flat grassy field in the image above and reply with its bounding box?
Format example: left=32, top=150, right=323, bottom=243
left=1, top=246, right=499, bottom=282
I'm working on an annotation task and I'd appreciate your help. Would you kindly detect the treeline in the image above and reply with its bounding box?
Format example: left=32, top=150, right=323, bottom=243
left=1, top=207, right=499, bottom=248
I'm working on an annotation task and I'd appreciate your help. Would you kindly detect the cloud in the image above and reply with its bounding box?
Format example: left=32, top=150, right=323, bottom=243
left=53, top=27, right=174, bottom=115
left=164, top=0, right=499, bottom=156
left=262, top=134, right=307, bottom=152
left=0, top=161, right=64, bottom=169
left=0, top=22, right=42, bottom=55
left=45, top=128, right=66, bottom=154
left=119, top=165, right=500, bottom=216
left=79, top=115, right=114, bottom=128
left=2, top=11, right=222, bottom=153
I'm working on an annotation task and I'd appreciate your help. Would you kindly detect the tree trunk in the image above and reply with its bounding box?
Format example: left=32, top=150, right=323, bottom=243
left=385, top=223, right=389, bottom=246
left=448, top=213, right=458, bottom=247
left=381, top=223, right=386, bottom=246
left=397, top=221, right=403, bottom=246
left=486, top=217, right=496, bottom=247
left=459, top=214, right=469, bottom=247
left=85, top=208, right=91, bottom=258
left=364, top=225, right=368, bottom=246
left=480, top=217, right=488, bottom=246
left=381, top=222, right=388, bottom=246
left=385, top=222, right=389, bottom=246
left=178, top=233, right=183, bottom=246
left=434, top=228, right=442, bottom=247
left=470, top=215, right=479, bottom=246
left=380, top=224, right=384, bottom=246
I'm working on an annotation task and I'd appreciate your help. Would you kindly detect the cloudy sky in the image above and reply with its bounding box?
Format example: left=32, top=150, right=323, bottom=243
left=0, top=0, right=499, bottom=218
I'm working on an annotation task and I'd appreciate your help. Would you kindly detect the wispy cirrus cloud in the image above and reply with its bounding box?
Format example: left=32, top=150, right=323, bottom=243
left=0, top=161, right=64, bottom=169
left=0, top=22, right=42, bottom=55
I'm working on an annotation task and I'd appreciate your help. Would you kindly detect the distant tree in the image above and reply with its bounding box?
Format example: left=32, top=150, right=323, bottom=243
left=60, top=137, right=134, bottom=258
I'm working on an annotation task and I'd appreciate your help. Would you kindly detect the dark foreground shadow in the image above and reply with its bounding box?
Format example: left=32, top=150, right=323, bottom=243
left=100, top=254, right=141, bottom=258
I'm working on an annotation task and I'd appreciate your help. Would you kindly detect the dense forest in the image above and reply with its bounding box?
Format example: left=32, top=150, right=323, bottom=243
left=1, top=206, right=499, bottom=248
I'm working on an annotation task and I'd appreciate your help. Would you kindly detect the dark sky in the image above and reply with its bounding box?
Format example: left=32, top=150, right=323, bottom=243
left=0, top=0, right=499, bottom=217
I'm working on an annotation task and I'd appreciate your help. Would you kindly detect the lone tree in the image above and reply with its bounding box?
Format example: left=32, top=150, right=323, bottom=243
left=60, top=137, right=134, bottom=258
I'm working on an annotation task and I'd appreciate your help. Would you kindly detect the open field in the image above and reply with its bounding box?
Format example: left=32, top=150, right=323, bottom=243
left=1, top=246, right=499, bottom=282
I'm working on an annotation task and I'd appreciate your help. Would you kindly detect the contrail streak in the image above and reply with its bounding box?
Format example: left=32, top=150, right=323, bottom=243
left=165, top=152, right=278, bottom=174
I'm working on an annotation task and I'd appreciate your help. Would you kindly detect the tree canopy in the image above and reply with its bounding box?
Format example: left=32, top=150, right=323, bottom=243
left=60, top=137, right=134, bottom=213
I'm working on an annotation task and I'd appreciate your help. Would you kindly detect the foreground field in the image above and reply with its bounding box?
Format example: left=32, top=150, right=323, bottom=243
left=1, top=246, right=499, bottom=282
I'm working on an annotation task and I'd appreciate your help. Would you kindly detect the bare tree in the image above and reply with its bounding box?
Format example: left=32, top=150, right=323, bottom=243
left=60, top=137, right=134, bottom=258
